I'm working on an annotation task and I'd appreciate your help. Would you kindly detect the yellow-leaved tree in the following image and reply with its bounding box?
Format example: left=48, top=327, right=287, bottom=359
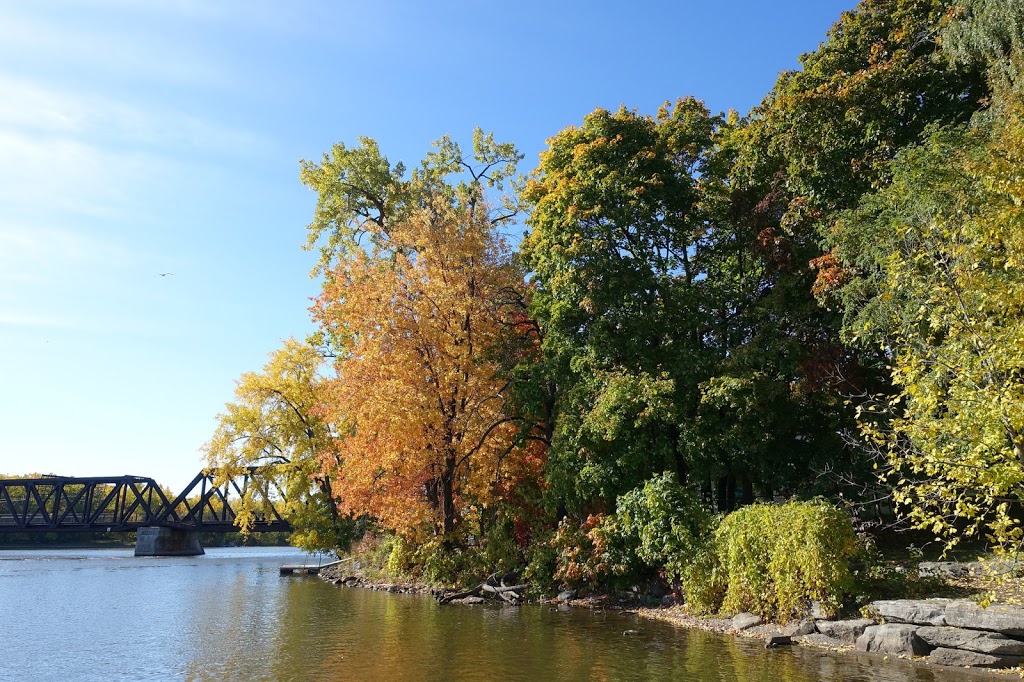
left=204, top=338, right=349, bottom=552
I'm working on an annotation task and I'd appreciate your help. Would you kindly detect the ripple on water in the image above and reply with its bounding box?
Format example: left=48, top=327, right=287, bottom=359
left=0, top=549, right=1005, bottom=681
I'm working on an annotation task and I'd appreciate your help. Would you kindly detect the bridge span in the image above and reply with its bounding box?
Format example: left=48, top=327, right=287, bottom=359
left=0, top=468, right=290, bottom=556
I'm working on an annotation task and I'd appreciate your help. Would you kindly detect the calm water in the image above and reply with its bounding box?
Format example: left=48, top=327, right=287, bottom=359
left=0, top=547, right=997, bottom=681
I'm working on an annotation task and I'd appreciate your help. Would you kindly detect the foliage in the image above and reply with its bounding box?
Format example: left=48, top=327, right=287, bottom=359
left=825, top=96, right=1024, bottom=550
left=614, top=473, right=716, bottom=583
left=204, top=339, right=352, bottom=552
left=301, top=129, right=521, bottom=275
left=687, top=500, right=858, bottom=622
left=943, top=0, right=1024, bottom=87
left=308, top=133, right=542, bottom=545
left=738, top=0, right=986, bottom=221
left=549, top=514, right=615, bottom=588
left=520, top=99, right=719, bottom=510
left=189, top=0, right=1024, bottom=599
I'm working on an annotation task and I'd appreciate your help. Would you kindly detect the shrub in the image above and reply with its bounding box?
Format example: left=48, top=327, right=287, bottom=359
left=615, top=473, right=716, bottom=583
left=689, top=499, right=857, bottom=622
left=550, top=514, right=614, bottom=587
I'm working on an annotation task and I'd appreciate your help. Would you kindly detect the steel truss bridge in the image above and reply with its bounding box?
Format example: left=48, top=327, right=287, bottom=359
left=0, top=469, right=290, bottom=535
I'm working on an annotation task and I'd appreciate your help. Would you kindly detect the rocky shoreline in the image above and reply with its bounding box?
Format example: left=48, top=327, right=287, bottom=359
left=317, top=561, right=1024, bottom=675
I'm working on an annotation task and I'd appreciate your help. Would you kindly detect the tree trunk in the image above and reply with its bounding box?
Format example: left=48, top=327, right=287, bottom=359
left=442, top=456, right=457, bottom=536
left=669, top=424, right=688, bottom=484
left=701, top=477, right=714, bottom=507
left=741, top=478, right=754, bottom=506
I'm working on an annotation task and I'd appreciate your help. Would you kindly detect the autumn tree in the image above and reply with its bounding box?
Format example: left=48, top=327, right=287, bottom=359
left=204, top=339, right=348, bottom=552
left=738, top=0, right=987, bottom=224
left=305, top=132, right=543, bottom=544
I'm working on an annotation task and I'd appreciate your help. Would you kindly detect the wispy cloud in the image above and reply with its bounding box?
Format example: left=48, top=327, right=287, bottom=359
left=0, top=223, right=136, bottom=280
left=0, top=74, right=271, bottom=157
left=0, top=130, right=151, bottom=217
left=0, top=7, right=230, bottom=88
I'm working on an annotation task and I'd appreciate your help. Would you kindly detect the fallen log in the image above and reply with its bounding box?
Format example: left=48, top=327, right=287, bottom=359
left=481, top=584, right=529, bottom=594
left=437, top=574, right=530, bottom=605
left=437, top=584, right=483, bottom=604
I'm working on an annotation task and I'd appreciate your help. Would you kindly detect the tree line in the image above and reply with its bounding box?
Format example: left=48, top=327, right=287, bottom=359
left=206, top=0, right=1024, bottom=588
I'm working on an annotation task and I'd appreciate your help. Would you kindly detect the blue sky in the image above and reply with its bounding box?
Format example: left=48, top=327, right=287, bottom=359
left=0, top=0, right=856, bottom=492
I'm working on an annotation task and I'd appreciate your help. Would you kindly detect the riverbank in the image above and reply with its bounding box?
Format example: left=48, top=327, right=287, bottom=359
left=316, top=558, right=1024, bottom=676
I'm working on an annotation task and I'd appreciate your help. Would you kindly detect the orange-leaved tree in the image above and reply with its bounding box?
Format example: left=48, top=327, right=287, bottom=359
left=304, top=131, right=543, bottom=542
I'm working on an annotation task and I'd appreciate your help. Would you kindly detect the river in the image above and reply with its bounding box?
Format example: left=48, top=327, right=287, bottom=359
left=0, top=547, right=998, bottom=681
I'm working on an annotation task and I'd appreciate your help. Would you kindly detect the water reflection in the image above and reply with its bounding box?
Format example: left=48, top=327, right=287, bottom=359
left=0, top=548, right=999, bottom=681
left=185, top=582, right=996, bottom=681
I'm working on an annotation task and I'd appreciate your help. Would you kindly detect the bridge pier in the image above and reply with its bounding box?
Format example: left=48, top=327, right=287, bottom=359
left=134, top=527, right=205, bottom=556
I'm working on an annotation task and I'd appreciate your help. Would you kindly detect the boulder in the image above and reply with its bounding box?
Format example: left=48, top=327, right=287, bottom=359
left=917, top=626, right=1024, bottom=655
left=928, top=647, right=1024, bottom=669
left=556, top=589, right=577, bottom=602
left=732, top=613, right=762, bottom=630
left=782, top=619, right=817, bottom=637
left=797, top=632, right=846, bottom=648
left=870, top=599, right=951, bottom=626
left=917, top=562, right=969, bottom=579
left=943, top=601, right=1024, bottom=637
left=764, top=633, right=792, bottom=648
left=814, top=618, right=874, bottom=644
left=856, top=624, right=931, bottom=657
left=966, top=560, right=1021, bottom=578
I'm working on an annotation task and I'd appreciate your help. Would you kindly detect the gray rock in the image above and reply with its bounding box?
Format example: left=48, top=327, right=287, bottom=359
left=917, top=562, right=969, bottom=579
left=782, top=619, right=817, bottom=637
left=814, top=618, right=874, bottom=644
left=928, top=646, right=1024, bottom=669
left=966, top=560, right=1022, bottom=578
left=917, top=625, right=1024, bottom=655
left=944, top=601, right=1024, bottom=637
left=797, top=632, right=847, bottom=648
left=556, top=589, right=576, bottom=602
left=459, top=596, right=485, bottom=605
left=871, top=599, right=951, bottom=626
left=732, top=612, right=762, bottom=630
left=765, top=633, right=793, bottom=648
left=856, top=624, right=931, bottom=657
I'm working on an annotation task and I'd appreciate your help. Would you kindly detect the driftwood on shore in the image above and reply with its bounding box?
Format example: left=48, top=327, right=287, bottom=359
left=437, top=572, right=529, bottom=605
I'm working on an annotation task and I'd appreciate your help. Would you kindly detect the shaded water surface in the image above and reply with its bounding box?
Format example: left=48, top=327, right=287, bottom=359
left=0, top=548, right=996, bottom=681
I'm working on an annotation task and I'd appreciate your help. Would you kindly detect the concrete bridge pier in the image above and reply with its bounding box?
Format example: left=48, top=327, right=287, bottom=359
left=134, top=526, right=205, bottom=556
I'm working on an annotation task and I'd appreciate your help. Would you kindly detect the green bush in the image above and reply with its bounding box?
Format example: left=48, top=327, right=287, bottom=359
left=687, top=499, right=857, bottom=622
left=615, top=473, right=716, bottom=583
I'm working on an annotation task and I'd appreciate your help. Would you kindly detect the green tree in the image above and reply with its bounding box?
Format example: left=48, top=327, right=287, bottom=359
left=816, top=0, right=1024, bottom=551
left=943, top=0, right=1024, bottom=87
left=707, top=0, right=989, bottom=512
left=519, top=99, right=718, bottom=511
left=825, top=103, right=1024, bottom=550
left=738, top=0, right=986, bottom=223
